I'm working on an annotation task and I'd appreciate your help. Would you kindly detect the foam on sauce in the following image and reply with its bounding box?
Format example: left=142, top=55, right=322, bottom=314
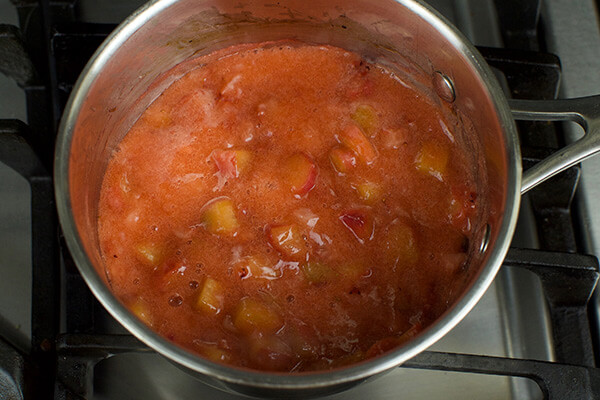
left=98, top=42, right=479, bottom=372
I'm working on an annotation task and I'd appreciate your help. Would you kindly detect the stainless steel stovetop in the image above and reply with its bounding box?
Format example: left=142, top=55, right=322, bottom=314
left=1, top=0, right=599, bottom=399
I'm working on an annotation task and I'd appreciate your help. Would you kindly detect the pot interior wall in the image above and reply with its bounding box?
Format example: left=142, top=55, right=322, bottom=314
left=64, top=0, right=514, bottom=386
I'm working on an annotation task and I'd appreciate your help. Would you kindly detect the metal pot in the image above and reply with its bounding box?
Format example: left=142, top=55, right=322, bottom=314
left=54, top=0, right=600, bottom=397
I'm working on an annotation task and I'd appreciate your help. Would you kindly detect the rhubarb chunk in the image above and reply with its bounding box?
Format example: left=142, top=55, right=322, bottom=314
left=212, top=149, right=251, bottom=178
left=415, top=141, right=449, bottom=181
left=135, top=243, right=165, bottom=267
left=383, top=221, right=418, bottom=267
left=201, top=197, right=239, bottom=235
left=340, top=261, right=367, bottom=281
left=355, top=181, right=382, bottom=204
left=329, top=145, right=357, bottom=174
left=233, top=297, right=283, bottom=334
left=268, top=224, right=307, bottom=260
left=339, top=209, right=374, bottom=244
left=196, top=343, right=233, bottom=363
left=196, top=277, right=224, bottom=315
left=340, top=124, right=377, bottom=165
left=301, top=261, right=336, bottom=285
left=282, top=153, right=318, bottom=196
left=351, top=104, right=378, bottom=134
left=130, top=298, right=153, bottom=326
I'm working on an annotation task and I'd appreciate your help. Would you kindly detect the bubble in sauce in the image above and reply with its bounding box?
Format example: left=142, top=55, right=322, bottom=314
left=168, top=294, right=183, bottom=307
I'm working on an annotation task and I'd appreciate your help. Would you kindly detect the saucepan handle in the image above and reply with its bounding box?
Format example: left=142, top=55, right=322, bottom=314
left=508, top=95, right=600, bottom=194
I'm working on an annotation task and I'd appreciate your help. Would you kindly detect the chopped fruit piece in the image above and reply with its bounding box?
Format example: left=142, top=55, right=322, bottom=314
left=143, top=108, right=171, bottom=128
left=381, top=127, right=408, bottom=150
left=161, top=257, right=188, bottom=287
left=135, top=243, right=165, bottom=267
left=233, top=297, right=283, bottom=334
left=339, top=261, right=367, bottom=281
left=339, top=210, right=374, bottom=244
left=383, top=221, right=418, bottom=267
left=415, top=141, right=450, bottom=180
left=293, top=208, right=320, bottom=228
left=201, top=197, right=239, bottom=235
left=355, top=181, right=382, bottom=204
left=301, top=261, right=336, bottom=285
left=340, top=124, right=377, bottom=164
left=351, top=104, right=378, bottom=134
left=235, top=255, right=279, bottom=280
left=196, top=277, right=224, bottom=315
left=130, top=298, right=153, bottom=326
left=329, top=146, right=357, bottom=174
left=282, top=153, right=318, bottom=196
left=329, top=351, right=365, bottom=368
left=284, top=325, right=320, bottom=360
left=248, top=334, right=295, bottom=371
left=196, top=343, right=233, bottom=363
left=211, top=149, right=252, bottom=178
left=268, top=224, right=307, bottom=260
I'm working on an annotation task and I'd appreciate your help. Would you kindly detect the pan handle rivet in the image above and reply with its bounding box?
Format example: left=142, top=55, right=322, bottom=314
left=433, top=71, right=455, bottom=103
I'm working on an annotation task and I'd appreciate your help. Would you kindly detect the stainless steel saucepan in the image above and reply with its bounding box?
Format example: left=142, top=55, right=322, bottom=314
left=54, top=0, right=600, bottom=397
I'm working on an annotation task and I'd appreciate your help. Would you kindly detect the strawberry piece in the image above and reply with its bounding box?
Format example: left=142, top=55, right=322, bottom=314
left=212, top=149, right=251, bottom=179
left=340, top=124, right=377, bottom=165
left=282, top=153, right=318, bottom=196
left=339, top=210, right=374, bottom=244
left=234, top=255, right=279, bottom=280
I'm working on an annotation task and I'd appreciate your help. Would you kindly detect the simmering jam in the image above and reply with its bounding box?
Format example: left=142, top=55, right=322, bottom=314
left=98, top=42, right=479, bottom=372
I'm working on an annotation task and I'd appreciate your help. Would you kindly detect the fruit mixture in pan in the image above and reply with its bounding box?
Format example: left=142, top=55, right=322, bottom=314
left=98, top=42, right=479, bottom=372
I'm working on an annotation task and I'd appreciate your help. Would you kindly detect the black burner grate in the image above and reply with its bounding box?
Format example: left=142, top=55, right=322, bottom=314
left=0, top=1, right=599, bottom=399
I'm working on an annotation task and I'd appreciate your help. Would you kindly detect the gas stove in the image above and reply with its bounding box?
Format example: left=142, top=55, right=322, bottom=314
left=1, top=0, right=600, bottom=399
